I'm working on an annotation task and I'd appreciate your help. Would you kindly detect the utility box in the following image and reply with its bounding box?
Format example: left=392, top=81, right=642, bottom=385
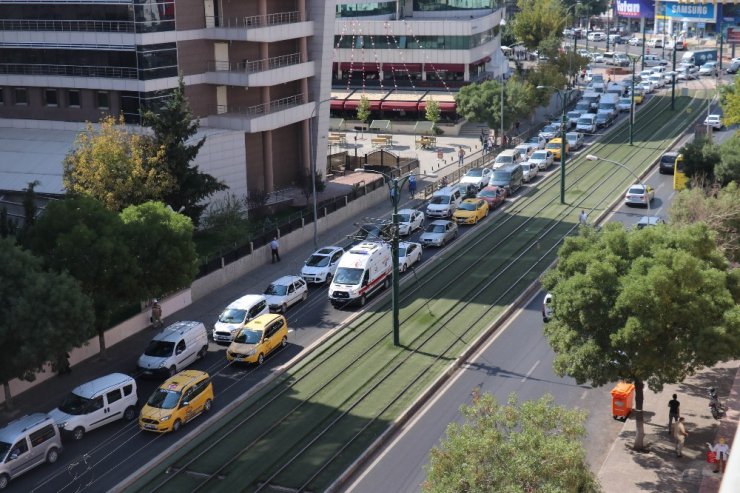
left=610, top=382, right=635, bottom=421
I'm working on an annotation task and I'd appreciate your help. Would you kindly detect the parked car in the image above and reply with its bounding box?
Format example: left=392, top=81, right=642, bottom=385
left=542, top=292, right=553, bottom=322
left=476, top=185, right=507, bottom=209
left=138, top=321, right=209, bottom=377
left=225, top=314, right=288, bottom=365
left=628, top=36, right=643, bottom=46
left=460, top=167, right=492, bottom=189
left=639, top=80, right=655, bottom=93
left=355, top=223, right=392, bottom=241
left=567, top=110, right=583, bottom=128
left=545, top=138, right=569, bottom=160
left=420, top=220, right=458, bottom=247
left=528, top=149, right=554, bottom=170
left=662, top=71, right=678, bottom=84
left=213, top=295, right=269, bottom=344
left=627, top=88, right=644, bottom=104
left=515, top=142, right=537, bottom=158
left=595, top=111, right=613, bottom=128
left=538, top=123, right=561, bottom=141
left=452, top=198, right=489, bottom=225
left=576, top=114, right=597, bottom=134
left=699, top=61, right=718, bottom=76
left=624, top=183, right=655, bottom=207
left=659, top=152, right=678, bottom=174
left=727, top=59, right=740, bottom=74
left=525, top=134, right=547, bottom=150
left=617, top=97, right=632, bottom=112
left=704, top=114, right=723, bottom=130
left=648, top=73, right=665, bottom=89
left=455, top=182, right=479, bottom=200
left=264, top=275, right=308, bottom=313
left=398, top=241, right=422, bottom=272
left=520, top=161, right=539, bottom=183
left=0, top=414, right=62, bottom=489
left=139, top=370, right=214, bottom=433
left=636, top=216, right=666, bottom=229
left=565, top=132, right=585, bottom=151
left=396, top=209, right=425, bottom=236
left=301, top=246, right=344, bottom=284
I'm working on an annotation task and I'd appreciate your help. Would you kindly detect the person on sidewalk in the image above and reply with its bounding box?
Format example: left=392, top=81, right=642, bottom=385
left=270, top=237, right=280, bottom=263
left=707, top=438, right=730, bottom=473
left=674, top=417, right=688, bottom=457
left=668, top=394, right=681, bottom=433
left=579, top=210, right=588, bottom=225
left=458, top=147, right=465, bottom=166
left=408, top=175, right=417, bottom=199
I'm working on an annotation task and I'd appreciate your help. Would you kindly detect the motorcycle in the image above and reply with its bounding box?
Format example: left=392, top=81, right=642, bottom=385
left=708, top=387, right=726, bottom=419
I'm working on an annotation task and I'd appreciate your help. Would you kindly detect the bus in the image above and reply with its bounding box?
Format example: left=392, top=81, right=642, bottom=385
left=673, top=154, right=687, bottom=190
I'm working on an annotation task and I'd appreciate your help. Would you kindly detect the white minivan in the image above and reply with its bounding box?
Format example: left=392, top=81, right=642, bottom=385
left=212, top=295, right=269, bottom=343
left=0, top=414, right=62, bottom=490
left=49, top=373, right=138, bottom=441
left=138, top=321, right=209, bottom=376
left=425, top=186, right=462, bottom=218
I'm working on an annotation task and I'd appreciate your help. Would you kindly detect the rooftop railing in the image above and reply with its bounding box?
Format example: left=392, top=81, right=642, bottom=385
left=206, top=52, right=303, bottom=73
left=205, top=11, right=301, bottom=29
left=214, top=93, right=305, bottom=117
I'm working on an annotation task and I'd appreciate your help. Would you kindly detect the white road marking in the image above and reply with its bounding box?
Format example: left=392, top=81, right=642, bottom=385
left=520, top=360, right=541, bottom=382
left=580, top=390, right=589, bottom=400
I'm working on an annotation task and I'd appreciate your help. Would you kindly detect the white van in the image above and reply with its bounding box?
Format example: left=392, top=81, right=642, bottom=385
left=49, top=373, right=138, bottom=441
left=425, top=186, right=462, bottom=218
left=576, top=114, right=597, bottom=134
left=329, top=242, right=392, bottom=308
left=0, top=414, right=62, bottom=489
left=587, top=31, right=605, bottom=42
left=212, top=294, right=269, bottom=343
left=493, top=149, right=522, bottom=169
left=647, top=38, right=663, bottom=48
left=643, top=54, right=665, bottom=67
left=138, top=321, right=209, bottom=376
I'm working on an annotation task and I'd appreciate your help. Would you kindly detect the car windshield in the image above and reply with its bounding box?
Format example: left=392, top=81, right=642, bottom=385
left=567, top=111, right=581, bottom=118
left=265, top=284, right=288, bottom=296
left=430, top=195, right=450, bottom=205
left=661, top=155, right=676, bottom=164
left=521, top=164, right=531, bottom=171
left=578, top=117, right=593, bottom=124
left=532, top=151, right=547, bottom=159
left=398, top=247, right=408, bottom=257
left=218, top=308, right=247, bottom=324
left=493, top=171, right=512, bottom=181
left=144, top=340, right=175, bottom=357
left=619, top=98, right=630, bottom=104
left=305, top=254, right=331, bottom=267
left=0, top=442, right=10, bottom=461
left=546, top=142, right=560, bottom=149
left=628, top=186, right=645, bottom=194
left=459, top=202, right=477, bottom=211
left=333, top=267, right=364, bottom=285
left=58, top=392, right=95, bottom=415
left=496, top=156, right=512, bottom=164
left=466, top=168, right=483, bottom=177
left=397, top=213, right=411, bottom=223
left=478, top=188, right=497, bottom=197
left=234, top=328, right=262, bottom=344
left=427, top=224, right=446, bottom=233
left=146, top=388, right=181, bottom=410
left=545, top=124, right=559, bottom=132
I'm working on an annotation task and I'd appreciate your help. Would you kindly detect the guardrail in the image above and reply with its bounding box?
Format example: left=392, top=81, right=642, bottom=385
left=0, top=63, right=138, bottom=79
left=206, top=11, right=301, bottom=29
left=207, top=52, right=303, bottom=73
left=0, top=18, right=135, bottom=33
left=216, top=93, right=305, bottom=117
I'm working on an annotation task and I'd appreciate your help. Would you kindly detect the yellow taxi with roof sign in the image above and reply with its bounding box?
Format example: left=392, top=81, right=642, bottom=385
left=138, top=370, right=213, bottom=433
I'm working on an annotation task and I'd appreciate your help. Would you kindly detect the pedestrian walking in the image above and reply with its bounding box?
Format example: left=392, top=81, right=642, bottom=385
left=458, top=147, right=465, bottom=166
left=579, top=210, right=588, bottom=225
left=707, top=438, right=730, bottom=473
left=674, top=417, right=688, bottom=457
left=270, top=237, right=280, bottom=263
left=668, top=393, right=681, bottom=432
left=502, top=135, right=507, bottom=148
left=483, top=138, right=489, bottom=155
left=408, top=175, right=417, bottom=198
left=480, top=129, right=486, bottom=145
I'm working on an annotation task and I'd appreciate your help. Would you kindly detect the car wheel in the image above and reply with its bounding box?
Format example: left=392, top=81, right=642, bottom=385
left=359, top=295, right=367, bottom=307
left=0, top=474, right=9, bottom=490
left=383, top=277, right=391, bottom=290
left=400, top=263, right=406, bottom=273
left=325, top=273, right=333, bottom=285
left=301, top=291, right=308, bottom=302
left=282, top=303, right=288, bottom=314
left=197, top=345, right=208, bottom=359
left=169, top=366, right=177, bottom=377
left=204, top=399, right=212, bottom=413
left=257, top=353, right=265, bottom=366
left=172, top=419, right=182, bottom=432
left=124, top=406, right=137, bottom=421
left=281, top=336, right=288, bottom=348
left=72, top=427, right=85, bottom=441
left=46, top=447, right=59, bottom=464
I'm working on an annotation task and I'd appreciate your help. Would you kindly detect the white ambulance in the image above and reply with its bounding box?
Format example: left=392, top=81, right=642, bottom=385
left=328, top=242, right=392, bottom=308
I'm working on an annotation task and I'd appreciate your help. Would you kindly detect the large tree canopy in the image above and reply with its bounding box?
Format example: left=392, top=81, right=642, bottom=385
left=542, top=222, right=740, bottom=449
left=456, top=79, right=536, bottom=136
left=423, top=393, right=600, bottom=493
left=512, top=0, right=567, bottom=52
left=719, top=75, right=740, bottom=126
left=0, top=239, right=94, bottom=407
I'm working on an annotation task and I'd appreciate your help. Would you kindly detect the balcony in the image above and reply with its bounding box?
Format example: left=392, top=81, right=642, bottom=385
left=0, top=64, right=137, bottom=79
left=207, top=93, right=314, bottom=132
left=204, top=53, right=314, bottom=87
left=0, top=18, right=135, bottom=33
left=204, top=11, right=313, bottom=43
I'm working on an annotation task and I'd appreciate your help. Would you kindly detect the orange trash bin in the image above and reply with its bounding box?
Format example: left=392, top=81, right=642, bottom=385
left=610, top=382, right=635, bottom=421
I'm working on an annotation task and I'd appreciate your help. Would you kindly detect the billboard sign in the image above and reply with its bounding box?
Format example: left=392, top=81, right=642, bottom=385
left=663, top=2, right=717, bottom=23
left=615, top=0, right=655, bottom=19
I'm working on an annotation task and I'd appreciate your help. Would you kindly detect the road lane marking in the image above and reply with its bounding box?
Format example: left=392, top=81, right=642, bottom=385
left=520, top=360, right=540, bottom=382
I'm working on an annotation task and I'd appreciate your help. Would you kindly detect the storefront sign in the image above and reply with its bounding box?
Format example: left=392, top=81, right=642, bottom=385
left=663, top=2, right=717, bottom=23
left=616, top=0, right=654, bottom=19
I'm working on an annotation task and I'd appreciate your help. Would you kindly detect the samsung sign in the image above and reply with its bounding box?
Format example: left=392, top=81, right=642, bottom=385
left=663, top=2, right=717, bottom=23
left=616, top=0, right=654, bottom=19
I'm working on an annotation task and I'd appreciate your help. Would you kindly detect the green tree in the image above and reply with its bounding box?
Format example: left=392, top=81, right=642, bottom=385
left=356, top=95, right=371, bottom=132
left=679, top=137, right=720, bottom=184
left=0, top=238, right=94, bottom=408
left=542, top=223, right=740, bottom=450
left=670, top=182, right=740, bottom=263
left=25, top=197, right=139, bottom=356
left=512, top=0, right=567, bottom=51
left=142, top=76, right=227, bottom=226
left=716, top=132, right=740, bottom=186
left=719, top=75, right=740, bottom=126
left=526, top=64, right=568, bottom=107
left=63, top=115, right=173, bottom=212
left=425, top=98, right=441, bottom=131
left=423, top=393, right=600, bottom=493
left=120, top=201, right=198, bottom=300
left=456, top=79, right=536, bottom=140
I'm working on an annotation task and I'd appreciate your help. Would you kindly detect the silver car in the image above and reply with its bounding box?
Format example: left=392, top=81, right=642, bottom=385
left=419, top=220, right=458, bottom=248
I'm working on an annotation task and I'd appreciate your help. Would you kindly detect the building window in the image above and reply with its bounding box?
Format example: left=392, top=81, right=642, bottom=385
left=0, top=88, right=4, bottom=105
left=14, top=88, right=28, bottom=105
left=45, top=89, right=58, bottom=107
left=97, top=91, right=110, bottom=109
left=68, top=90, right=81, bottom=108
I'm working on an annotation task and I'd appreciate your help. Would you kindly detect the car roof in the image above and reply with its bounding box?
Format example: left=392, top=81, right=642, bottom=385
left=227, top=294, right=268, bottom=309
left=270, top=275, right=301, bottom=285
left=461, top=198, right=482, bottom=203
left=434, top=186, right=456, bottom=195
left=313, top=246, right=343, bottom=256
left=398, top=241, right=421, bottom=249
left=159, top=370, right=209, bottom=392
left=71, top=373, right=135, bottom=399
left=0, top=414, right=54, bottom=442
left=245, top=313, right=284, bottom=330
left=429, top=219, right=451, bottom=225
left=153, top=321, right=205, bottom=343
left=397, top=208, right=418, bottom=215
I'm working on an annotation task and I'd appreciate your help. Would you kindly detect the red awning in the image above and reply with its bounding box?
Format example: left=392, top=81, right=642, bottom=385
left=344, top=99, right=382, bottom=110
left=472, top=56, right=491, bottom=65
left=418, top=101, right=457, bottom=112
left=380, top=101, right=419, bottom=111
left=382, top=63, right=423, bottom=72
left=425, top=63, right=465, bottom=72
left=338, top=62, right=380, bottom=72
left=330, top=100, right=345, bottom=110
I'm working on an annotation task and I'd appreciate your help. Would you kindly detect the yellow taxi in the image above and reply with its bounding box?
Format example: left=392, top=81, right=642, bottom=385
left=452, top=198, right=489, bottom=225
left=226, top=314, right=288, bottom=365
left=545, top=138, right=570, bottom=161
left=629, top=88, right=644, bottom=104
left=139, top=370, right=213, bottom=433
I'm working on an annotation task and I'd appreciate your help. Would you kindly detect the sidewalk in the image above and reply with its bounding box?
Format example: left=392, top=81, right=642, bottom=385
left=598, top=361, right=739, bottom=493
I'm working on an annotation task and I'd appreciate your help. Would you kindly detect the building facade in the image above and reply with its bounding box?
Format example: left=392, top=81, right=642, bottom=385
left=0, top=0, right=336, bottom=199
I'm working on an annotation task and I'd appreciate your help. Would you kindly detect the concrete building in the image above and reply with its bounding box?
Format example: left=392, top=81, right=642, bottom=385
left=0, top=0, right=336, bottom=201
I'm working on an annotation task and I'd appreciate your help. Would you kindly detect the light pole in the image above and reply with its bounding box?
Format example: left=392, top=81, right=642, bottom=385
left=309, top=97, right=336, bottom=249
left=628, top=55, right=641, bottom=145
left=671, top=35, right=677, bottom=111
left=537, top=85, right=569, bottom=204
left=586, top=155, right=651, bottom=218
left=354, top=168, right=435, bottom=346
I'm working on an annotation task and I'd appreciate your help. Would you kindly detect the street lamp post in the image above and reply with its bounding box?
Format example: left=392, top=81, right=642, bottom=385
left=628, top=55, right=640, bottom=145
left=309, top=97, right=336, bottom=249
left=354, top=168, right=435, bottom=346
left=586, top=155, right=651, bottom=218
left=671, top=35, right=677, bottom=110
left=537, top=85, right=569, bottom=204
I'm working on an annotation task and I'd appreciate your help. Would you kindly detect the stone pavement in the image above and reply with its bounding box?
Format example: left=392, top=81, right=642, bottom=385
left=598, top=361, right=739, bottom=493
